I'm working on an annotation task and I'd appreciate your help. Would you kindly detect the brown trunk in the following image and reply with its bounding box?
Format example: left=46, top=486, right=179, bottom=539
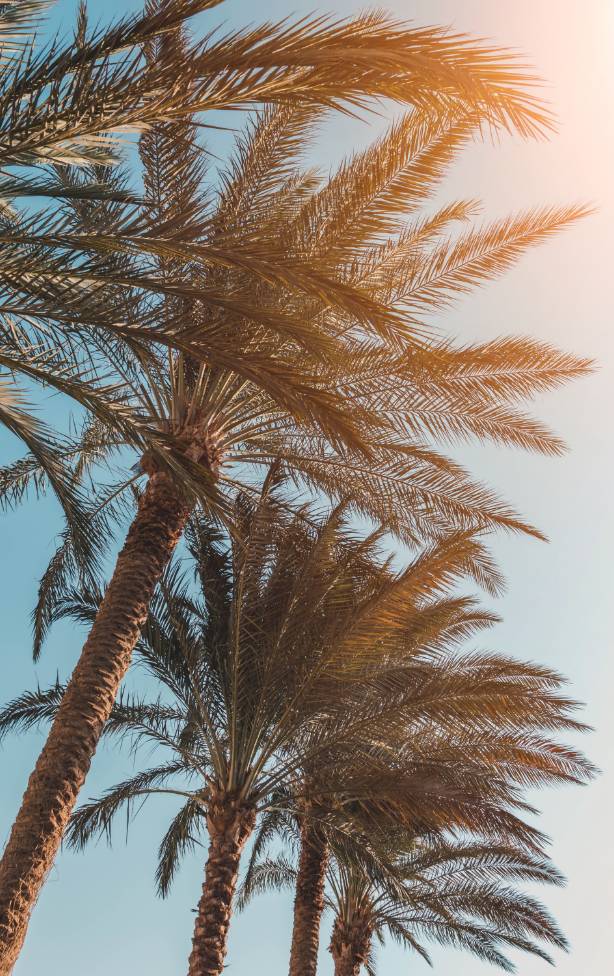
left=288, top=813, right=329, bottom=976
left=332, top=947, right=363, bottom=976
left=0, top=470, right=190, bottom=975
left=188, top=794, right=255, bottom=976
left=330, top=915, right=373, bottom=976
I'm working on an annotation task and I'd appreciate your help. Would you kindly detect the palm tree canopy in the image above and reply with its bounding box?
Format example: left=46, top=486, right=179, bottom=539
left=329, top=835, right=570, bottom=972
left=0, top=38, right=592, bottom=658
left=0, top=0, right=568, bottom=455
left=0, top=478, right=594, bottom=896
left=239, top=830, right=570, bottom=972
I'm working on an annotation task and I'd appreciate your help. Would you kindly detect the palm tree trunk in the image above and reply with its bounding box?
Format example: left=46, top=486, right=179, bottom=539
left=331, top=948, right=363, bottom=976
left=0, top=470, right=190, bottom=975
left=288, top=814, right=329, bottom=976
left=330, top=916, right=373, bottom=976
left=188, top=795, right=255, bottom=976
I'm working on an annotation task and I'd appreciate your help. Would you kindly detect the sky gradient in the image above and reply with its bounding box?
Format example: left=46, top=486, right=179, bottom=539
left=0, top=2, right=612, bottom=974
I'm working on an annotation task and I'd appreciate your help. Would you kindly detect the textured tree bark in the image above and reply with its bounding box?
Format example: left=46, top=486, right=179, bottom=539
left=188, top=795, right=255, bottom=976
left=288, top=814, right=329, bottom=976
left=330, top=915, right=373, bottom=976
left=0, top=470, right=190, bottom=975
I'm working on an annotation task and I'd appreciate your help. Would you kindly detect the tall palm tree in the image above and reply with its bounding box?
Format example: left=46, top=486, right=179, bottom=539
left=0, top=483, right=593, bottom=975
left=243, top=834, right=570, bottom=974
left=0, top=5, right=592, bottom=967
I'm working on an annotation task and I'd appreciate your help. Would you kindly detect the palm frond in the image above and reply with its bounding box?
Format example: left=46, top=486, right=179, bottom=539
left=155, top=796, right=206, bottom=897
left=66, top=761, right=194, bottom=850
left=0, top=681, right=66, bottom=742
left=236, top=856, right=297, bottom=912
left=0, top=2, right=50, bottom=60
left=399, top=205, right=591, bottom=313
left=189, top=12, right=553, bottom=135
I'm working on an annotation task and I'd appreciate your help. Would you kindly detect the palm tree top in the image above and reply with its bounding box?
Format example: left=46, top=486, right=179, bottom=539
left=325, top=833, right=570, bottom=973
left=0, top=479, right=595, bottom=896
left=0, top=7, right=596, bottom=971
left=0, top=2, right=591, bottom=526
left=1, top=74, right=593, bottom=648
left=241, top=828, right=570, bottom=973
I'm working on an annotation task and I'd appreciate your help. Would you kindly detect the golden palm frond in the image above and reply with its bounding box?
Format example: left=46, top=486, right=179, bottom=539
left=189, top=11, right=553, bottom=136
left=0, top=11, right=593, bottom=968
left=288, top=111, right=475, bottom=262
left=1, top=8, right=589, bottom=547
left=397, top=205, right=592, bottom=313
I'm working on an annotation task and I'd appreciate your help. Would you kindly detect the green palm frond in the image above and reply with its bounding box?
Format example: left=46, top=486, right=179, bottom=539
left=0, top=680, right=66, bottom=742
left=31, top=526, right=98, bottom=661
left=378, top=918, right=433, bottom=966
left=0, top=375, right=109, bottom=595
left=237, top=803, right=297, bottom=912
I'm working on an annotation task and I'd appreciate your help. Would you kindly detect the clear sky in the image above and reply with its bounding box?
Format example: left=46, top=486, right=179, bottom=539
left=0, top=2, right=612, bottom=974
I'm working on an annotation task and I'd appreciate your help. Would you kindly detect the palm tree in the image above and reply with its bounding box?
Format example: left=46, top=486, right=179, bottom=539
left=326, top=837, right=569, bottom=975
left=0, top=0, right=559, bottom=484
left=1, top=0, right=565, bottom=513
left=244, top=834, right=570, bottom=975
left=0, top=5, right=592, bottom=967
left=0, top=483, right=593, bottom=975
left=247, top=677, right=591, bottom=976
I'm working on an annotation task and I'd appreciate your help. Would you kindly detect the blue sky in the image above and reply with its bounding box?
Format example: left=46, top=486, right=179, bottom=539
left=0, top=1, right=612, bottom=974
